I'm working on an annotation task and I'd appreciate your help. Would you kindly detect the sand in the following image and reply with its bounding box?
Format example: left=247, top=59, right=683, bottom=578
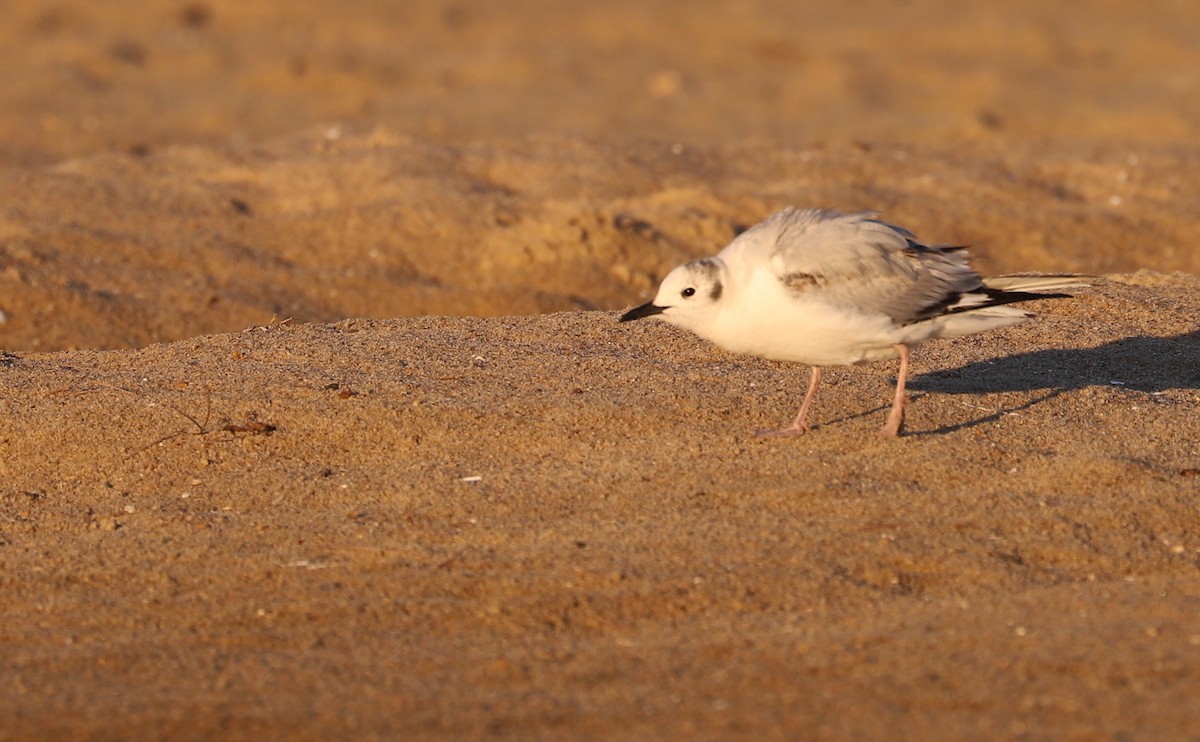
left=2, top=1, right=1200, bottom=739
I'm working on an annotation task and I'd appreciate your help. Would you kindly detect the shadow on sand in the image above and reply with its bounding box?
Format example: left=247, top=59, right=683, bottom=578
left=902, top=331, right=1200, bottom=435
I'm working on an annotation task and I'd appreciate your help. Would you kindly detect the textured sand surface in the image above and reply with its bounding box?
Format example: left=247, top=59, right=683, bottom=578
left=2, top=1, right=1199, bottom=739
left=3, top=275, right=1200, bottom=739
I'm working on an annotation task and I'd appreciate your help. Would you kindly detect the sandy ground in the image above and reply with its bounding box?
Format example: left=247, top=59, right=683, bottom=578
left=2, top=0, right=1200, bottom=739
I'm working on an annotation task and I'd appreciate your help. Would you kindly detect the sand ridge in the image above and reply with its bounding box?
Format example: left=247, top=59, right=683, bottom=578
left=3, top=275, right=1200, bottom=738
left=3, top=0, right=1200, bottom=738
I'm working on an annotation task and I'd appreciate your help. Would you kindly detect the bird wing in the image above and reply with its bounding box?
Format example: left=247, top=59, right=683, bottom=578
left=727, top=207, right=986, bottom=325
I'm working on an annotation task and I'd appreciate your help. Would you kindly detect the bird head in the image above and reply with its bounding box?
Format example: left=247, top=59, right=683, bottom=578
left=619, top=258, right=726, bottom=335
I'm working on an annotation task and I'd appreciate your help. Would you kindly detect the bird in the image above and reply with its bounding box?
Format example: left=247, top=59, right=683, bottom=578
left=619, top=207, right=1088, bottom=438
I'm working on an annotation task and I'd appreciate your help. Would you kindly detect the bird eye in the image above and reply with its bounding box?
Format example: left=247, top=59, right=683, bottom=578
left=681, top=287, right=696, bottom=298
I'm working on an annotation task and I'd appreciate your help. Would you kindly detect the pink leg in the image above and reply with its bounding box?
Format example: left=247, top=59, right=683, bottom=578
left=756, top=366, right=821, bottom=438
left=879, top=344, right=910, bottom=438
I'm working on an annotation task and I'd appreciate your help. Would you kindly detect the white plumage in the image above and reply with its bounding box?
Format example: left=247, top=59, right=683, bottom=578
left=620, top=207, right=1088, bottom=437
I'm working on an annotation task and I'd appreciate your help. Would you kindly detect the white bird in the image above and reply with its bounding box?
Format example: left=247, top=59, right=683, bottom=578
left=619, top=207, right=1087, bottom=437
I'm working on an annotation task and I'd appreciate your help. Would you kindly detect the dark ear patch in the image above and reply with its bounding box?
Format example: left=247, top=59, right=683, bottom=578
left=683, top=258, right=724, bottom=300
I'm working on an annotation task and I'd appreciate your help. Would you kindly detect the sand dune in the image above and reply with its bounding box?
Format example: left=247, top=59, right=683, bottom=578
left=3, top=0, right=1200, bottom=738
left=3, top=274, right=1200, bottom=738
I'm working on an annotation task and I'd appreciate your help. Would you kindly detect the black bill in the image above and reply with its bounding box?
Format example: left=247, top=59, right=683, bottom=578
left=618, top=302, right=666, bottom=322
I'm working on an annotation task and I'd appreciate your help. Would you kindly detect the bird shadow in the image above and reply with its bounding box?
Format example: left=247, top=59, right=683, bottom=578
left=901, top=331, right=1200, bottom=436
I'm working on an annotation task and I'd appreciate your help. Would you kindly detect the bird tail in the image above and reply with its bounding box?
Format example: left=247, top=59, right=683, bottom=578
left=983, top=274, right=1095, bottom=293
left=931, top=273, right=1092, bottom=339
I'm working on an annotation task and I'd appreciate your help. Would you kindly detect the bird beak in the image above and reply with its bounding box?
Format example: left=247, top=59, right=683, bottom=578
left=619, top=301, right=667, bottom=322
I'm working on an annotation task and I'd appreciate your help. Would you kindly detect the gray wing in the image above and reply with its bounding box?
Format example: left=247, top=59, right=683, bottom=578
left=745, top=207, right=986, bottom=325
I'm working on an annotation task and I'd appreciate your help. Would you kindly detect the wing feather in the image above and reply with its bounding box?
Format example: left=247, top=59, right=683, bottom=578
left=733, top=207, right=983, bottom=325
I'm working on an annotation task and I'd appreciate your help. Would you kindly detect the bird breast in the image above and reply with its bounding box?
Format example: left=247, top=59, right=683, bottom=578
left=701, top=270, right=906, bottom=366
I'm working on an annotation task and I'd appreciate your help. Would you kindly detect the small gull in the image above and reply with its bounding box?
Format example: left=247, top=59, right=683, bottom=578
left=620, top=207, right=1088, bottom=437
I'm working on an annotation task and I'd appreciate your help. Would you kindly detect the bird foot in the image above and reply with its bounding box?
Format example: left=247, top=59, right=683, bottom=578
left=877, top=418, right=903, bottom=438
left=755, top=424, right=808, bottom=438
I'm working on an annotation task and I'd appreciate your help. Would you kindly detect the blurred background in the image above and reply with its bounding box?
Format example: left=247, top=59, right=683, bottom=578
left=1, top=0, right=1197, bottom=349
left=3, top=0, right=1197, bottom=164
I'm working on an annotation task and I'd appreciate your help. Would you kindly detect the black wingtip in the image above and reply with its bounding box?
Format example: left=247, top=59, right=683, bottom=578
left=978, top=287, right=1075, bottom=306
left=619, top=302, right=666, bottom=322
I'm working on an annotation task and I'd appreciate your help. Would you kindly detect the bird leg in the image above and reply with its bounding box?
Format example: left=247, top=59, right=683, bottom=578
left=879, top=344, right=910, bottom=438
left=756, top=366, right=822, bottom=438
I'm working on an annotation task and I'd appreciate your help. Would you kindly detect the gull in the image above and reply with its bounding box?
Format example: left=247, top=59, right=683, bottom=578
left=619, top=207, right=1088, bottom=437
